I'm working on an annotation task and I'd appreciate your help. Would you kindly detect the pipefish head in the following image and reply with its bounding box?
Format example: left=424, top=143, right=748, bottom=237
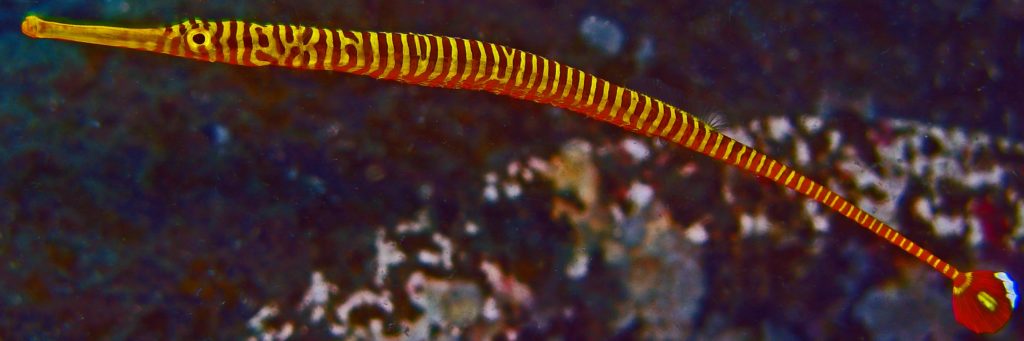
left=20, top=15, right=223, bottom=63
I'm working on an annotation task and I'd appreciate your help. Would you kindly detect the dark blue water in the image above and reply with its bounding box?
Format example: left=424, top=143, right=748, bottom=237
left=2, top=1, right=1022, bottom=339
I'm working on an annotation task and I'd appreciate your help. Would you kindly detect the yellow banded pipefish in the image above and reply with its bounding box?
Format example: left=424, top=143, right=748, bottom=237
left=19, top=15, right=1018, bottom=334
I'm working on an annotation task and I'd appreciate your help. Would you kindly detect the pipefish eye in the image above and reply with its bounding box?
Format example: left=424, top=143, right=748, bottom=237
left=184, top=26, right=214, bottom=54
left=186, top=29, right=209, bottom=47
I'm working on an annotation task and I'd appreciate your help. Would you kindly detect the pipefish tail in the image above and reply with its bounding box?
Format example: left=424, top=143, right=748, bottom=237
left=20, top=15, right=1018, bottom=333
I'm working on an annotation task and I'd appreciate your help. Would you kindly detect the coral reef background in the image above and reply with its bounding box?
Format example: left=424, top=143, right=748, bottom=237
left=2, top=0, right=1023, bottom=339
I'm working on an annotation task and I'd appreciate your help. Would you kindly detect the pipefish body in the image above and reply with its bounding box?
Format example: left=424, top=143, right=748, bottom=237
left=19, top=15, right=1018, bottom=334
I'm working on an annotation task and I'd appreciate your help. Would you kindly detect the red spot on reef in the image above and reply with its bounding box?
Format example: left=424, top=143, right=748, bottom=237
left=971, top=196, right=1010, bottom=247
left=867, top=120, right=896, bottom=147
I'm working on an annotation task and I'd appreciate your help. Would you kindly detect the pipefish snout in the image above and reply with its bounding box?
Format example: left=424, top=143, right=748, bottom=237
left=21, top=15, right=42, bottom=38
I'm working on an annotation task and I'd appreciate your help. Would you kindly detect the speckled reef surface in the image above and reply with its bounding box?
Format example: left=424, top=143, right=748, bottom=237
left=2, top=1, right=1024, bottom=339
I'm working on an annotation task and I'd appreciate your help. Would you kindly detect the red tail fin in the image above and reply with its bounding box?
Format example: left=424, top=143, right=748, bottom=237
left=951, top=271, right=1017, bottom=333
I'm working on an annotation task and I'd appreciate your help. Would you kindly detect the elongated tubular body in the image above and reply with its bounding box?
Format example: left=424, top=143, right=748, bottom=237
left=20, top=15, right=1017, bottom=333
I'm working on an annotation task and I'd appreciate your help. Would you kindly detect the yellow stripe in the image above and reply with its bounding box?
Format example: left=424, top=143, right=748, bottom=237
left=917, top=249, right=923, bottom=257
left=697, top=124, right=713, bottom=151
left=767, top=160, right=777, bottom=177
left=548, top=60, right=560, bottom=97
left=572, top=70, right=585, bottom=105
left=636, top=96, right=652, bottom=130
left=773, top=165, right=786, bottom=181
left=647, top=100, right=665, bottom=135
left=319, top=28, right=334, bottom=70
left=596, top=81, right=609, bottom=113
left=829, top=195, right=839, bottom=207
left=525, top=54, right=538, bottom=91
left=396, top=34, right=411, bottom=78
left=823, top=191, right=832, bottom=203
left=380, top=33, right=396, bottom=77
left=661, top=107, right=676, bottom=138
left=784, top=170, right=796, bottom=186
left=885, top=229, right=891, bottom=239
left=679, top=114, right=695, bottom=144
left=609, top=87, right=625, bottom=119
left=495, top=45, right=514, bottom=86
left=868, top=218, right=878, bottom=232
left=560, top=67, right=574, bottom=101
left=586, top=75, right=597, bottom=107
left=814, top=185, right=823, bottom=200
left=349, top=32, right=365, bottom=71
left=537, top=59, right=550, bottom=95
left=796, top=176, right=805, bottom=192
left=474, top=41, right=488, bottom=81
left=205, top=22, right=218, bottom=62
left=723, top=140, right=736, bottom=161
left=675, top=110, right=690, bottom=143
left=709, top=133, right=724, bottom=156
left=443, top=37, right=458, bottom=83
left=218, top=21, right=230, bottom=62
left=235, top=22, right=246, bottom=65
left=733, top=146, right=747, bottom=166
left=745, top=150, right=757, bottom=169
left=514, top=50, right=526, bottom=87
left=622, top=90, right=639, bottom=124
left=366, top=32, right=381, bottom=75
left=489, top=43, right=501, bottom=80
left=682, top=115, right=697, bottom=145
left=304, top=26, right=321, bottom=69
left=459, top=39, right=473, bottom=84
left=426, top=35, right=445, bottom=81
left=839, top=201, right=849, bottom=214
left=755, top=154, right=767, bottom=173
left=413, top=35, right=430, bottom=77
